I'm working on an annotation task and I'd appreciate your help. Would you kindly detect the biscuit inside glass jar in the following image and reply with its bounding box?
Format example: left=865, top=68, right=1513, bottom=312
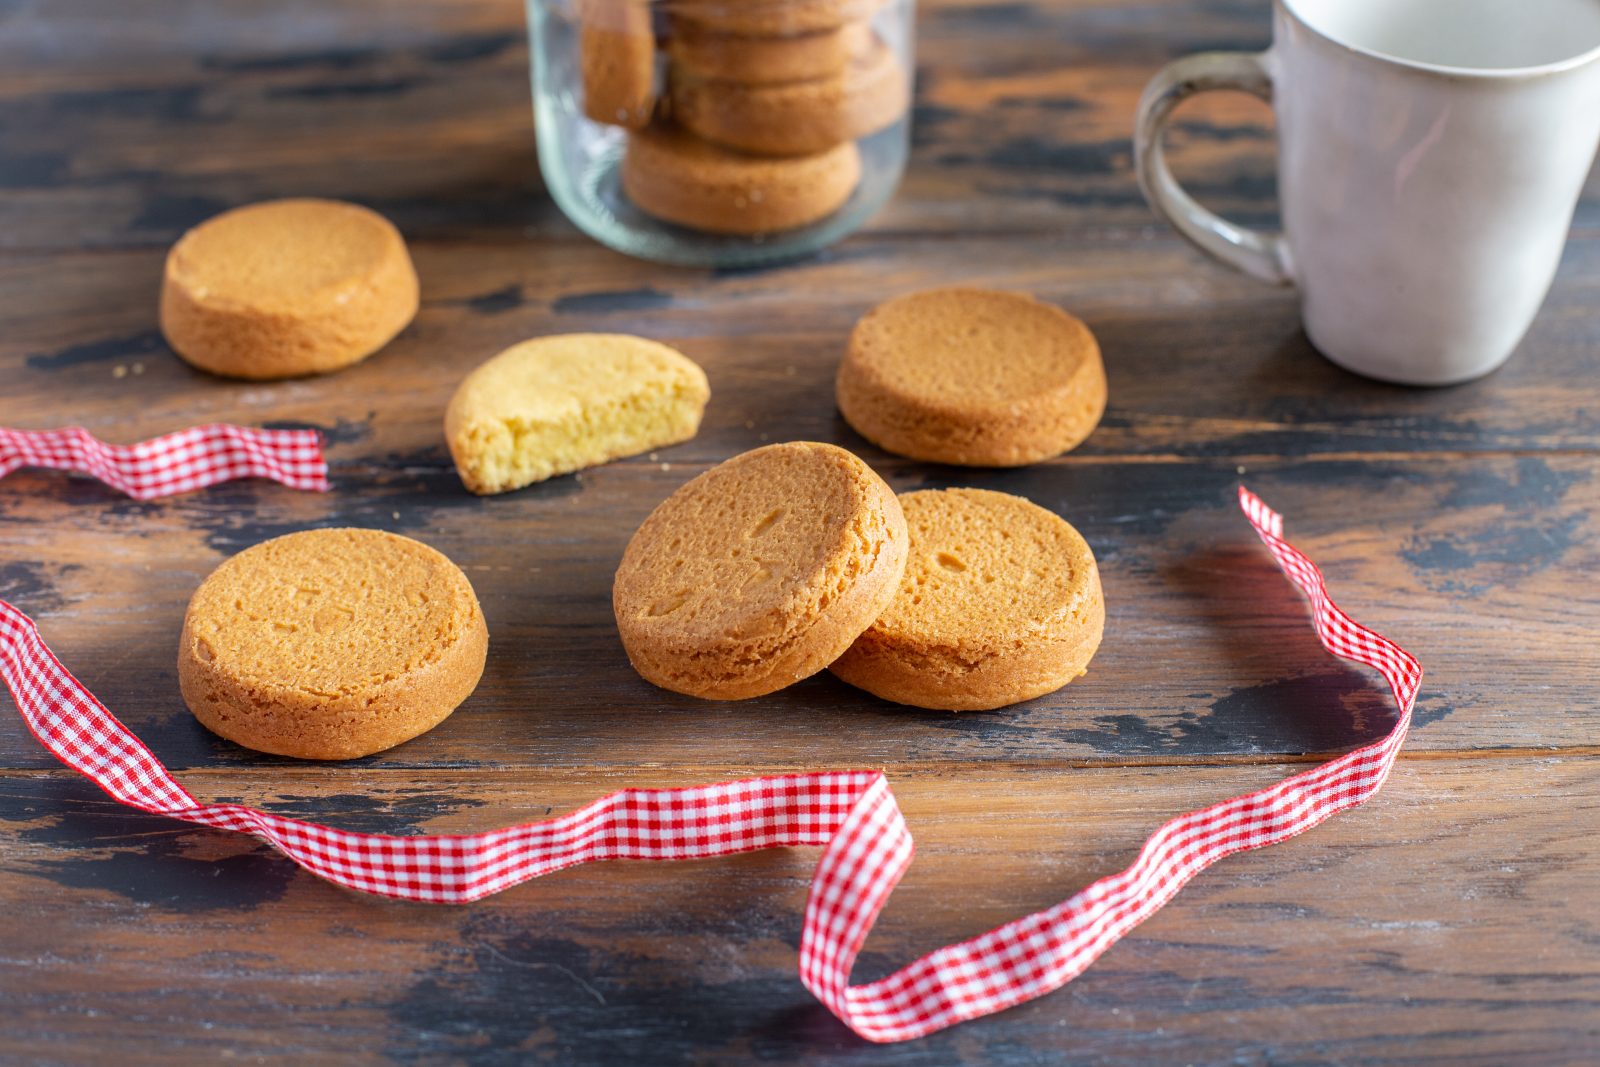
left=529, top=0, right=916, bottom=264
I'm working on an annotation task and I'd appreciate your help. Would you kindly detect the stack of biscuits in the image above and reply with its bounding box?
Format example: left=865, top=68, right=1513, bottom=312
left=580, top=0, right=910, bottom=235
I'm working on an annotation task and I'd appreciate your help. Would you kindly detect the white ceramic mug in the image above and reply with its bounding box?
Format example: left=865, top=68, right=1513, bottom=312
left=1134, top=0, right=1600, bottom=385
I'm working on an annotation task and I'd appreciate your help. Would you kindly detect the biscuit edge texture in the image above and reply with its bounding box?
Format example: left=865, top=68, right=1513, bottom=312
left=159, top=198, right=420, bottom=381
left=177, top=528, right=489, bottom=760
left=828, top=488, right=1105, bottom=710
left=444, top=333, right=711, bottom=495
left=579, top=0, right=657, bottom=129
left=621, top=124, right=863, bottom=236
left=669, top=35, right=908, bottom=157
left=613, top=441, right=908, bottom=700
left=836, top=287, right=1108, bottom=467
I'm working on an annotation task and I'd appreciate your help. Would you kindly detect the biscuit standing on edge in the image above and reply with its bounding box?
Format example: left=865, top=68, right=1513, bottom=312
left=669, top=35, right=907, bottom=157
left=622, top=124, right=862, bottom=234
left=830, top=488, right=1105, bottom=710
left=614, top=441, right=908, bottom=700
left=666, top=21, right=870, bottom=85
left=160, top=198, right=419, bottom=380
left=836, top=287, right=1108, bottom=466
left=580, top=0, right=657, bottom=128
left=178, top=529, right=489, bottom=760
left=445, top=333, right=710, bottom=495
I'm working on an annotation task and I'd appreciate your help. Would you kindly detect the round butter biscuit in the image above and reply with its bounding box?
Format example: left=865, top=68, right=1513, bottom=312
left=836, top=287, right=1107, bottom=466
left=666, top=0, right=884, bottom=36
left=160, top=198, right=418, bottom=380
left=178, top=529, right=488, bottom=760
left=666, top=21, right=870, bottom=85
left=580, top=0, right=657, bottom=128
left=829, top=488, right=1104, bottom=710
left=622, top=123, right=861, bottom=234
left=669, top=35, right=907, bottom=156
left=614, top=441, right=907, bottom=699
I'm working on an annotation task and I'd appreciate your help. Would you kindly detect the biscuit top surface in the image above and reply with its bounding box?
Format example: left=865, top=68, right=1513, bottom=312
left=447, top=334, right=709, bottom=432
left=615, top=442, right=892, bottom=648
left=870, top=488, right=1098, bottom=647
left=165, top=198, right=406, bottom=316
left=846, top=288, right=1100, bottom=408
left=183, top=528, right=481, bottom=694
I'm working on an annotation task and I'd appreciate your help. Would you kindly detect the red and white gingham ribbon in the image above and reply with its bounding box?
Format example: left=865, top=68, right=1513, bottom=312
left=0, top=424, right=328, bottom=498
left=0, top=488, right=1420, bottom=1042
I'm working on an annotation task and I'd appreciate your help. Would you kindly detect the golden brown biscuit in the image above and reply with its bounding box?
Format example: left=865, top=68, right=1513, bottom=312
left=836, top=288, right=1108, bottom=466
left=445, top=333, right=710, bottom=495
left=178, top=529, right=488, bottom=760
left=666, top=20, right=870, bottom=85
left=160, top=198, right=418, bottom=381
left=613, top=441, right=908, bottom=699
left=669, top=35, right=907, bottom=156
left=830, top=488, right=1105, bottom=710
left=666, top=0, right=884, bottom=36
left=580, top=0, right=657, bottom=128
left=621, top=123, right=861, bottom=234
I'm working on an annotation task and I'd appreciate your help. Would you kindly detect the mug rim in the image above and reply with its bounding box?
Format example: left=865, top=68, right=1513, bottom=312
left=1279, top=0, right=1600, bottom=79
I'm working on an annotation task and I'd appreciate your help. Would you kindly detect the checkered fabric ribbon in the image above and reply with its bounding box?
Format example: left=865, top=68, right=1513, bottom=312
left=0, top=488, right=1419, bottom=1042
left=0, top=424, right=328, bottom=498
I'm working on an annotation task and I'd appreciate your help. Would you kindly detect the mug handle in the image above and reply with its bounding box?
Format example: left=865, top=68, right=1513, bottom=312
left=1134, top=52, right=1293, bottom=285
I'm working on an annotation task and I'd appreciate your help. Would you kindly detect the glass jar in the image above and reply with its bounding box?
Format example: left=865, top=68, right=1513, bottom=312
left=526, top=0, right=915, bottom=267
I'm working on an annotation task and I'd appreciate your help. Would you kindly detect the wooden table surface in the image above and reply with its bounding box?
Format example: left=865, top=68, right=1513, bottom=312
left=3, top=1, right=1599, bottom=1063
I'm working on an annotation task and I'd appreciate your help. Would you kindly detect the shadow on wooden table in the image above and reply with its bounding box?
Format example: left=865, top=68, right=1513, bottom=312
left=1159, top=545, right=1400, bottom=756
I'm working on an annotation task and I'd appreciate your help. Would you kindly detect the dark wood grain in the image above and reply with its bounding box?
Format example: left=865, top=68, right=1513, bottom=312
left=6, top=235, right=1600, bottom=459
left=0, top=0, right=1594, bottom=252
left=1, top=452, right=1597, bottom=771
left=2, top=0, right=1599, bottom=1062
left=3, top=759, right=1597, bottom=1065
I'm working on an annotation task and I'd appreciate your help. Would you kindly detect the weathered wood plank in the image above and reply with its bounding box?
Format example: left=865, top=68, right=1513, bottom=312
left=1, top=0, right=1593, bottom=251
left=4, top=235, right=1599, bottom=460
left=4, top=0, right=1600, bottom=1062
left=2, top=452, right=1596, bottom=769
left=2, top=759, right=1595, bottom=1064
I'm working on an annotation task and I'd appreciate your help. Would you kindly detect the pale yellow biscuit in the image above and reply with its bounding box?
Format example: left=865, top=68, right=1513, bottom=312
left=445, top=334, right=710, bottom=495
left=830, top=488, right=1104, bottom=710
left=580, top=0, right=657, bottom=128
left=178, top=529, right=488, bottom=760
left=621, top=123, right=861, bottom=234
left=160, top=198, right=418, bottom=380
left=669, top=35, right=907, bottom=156
left=613, top=441, right=908, bottom=699
left=836, top=287, right=1108, bottom=466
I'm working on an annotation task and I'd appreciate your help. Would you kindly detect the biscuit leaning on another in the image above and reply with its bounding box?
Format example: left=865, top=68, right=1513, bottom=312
left=836, top=287, right=1108, bottom=466
left=613, top=441, right=908, bottom=699
left=446, top=333, right=710, bottom=495
left=160, top=198, right=419, bottom=380
left=829, top=488, right=1105, bottom=710
left=178, top=528, right=488, bottom=760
